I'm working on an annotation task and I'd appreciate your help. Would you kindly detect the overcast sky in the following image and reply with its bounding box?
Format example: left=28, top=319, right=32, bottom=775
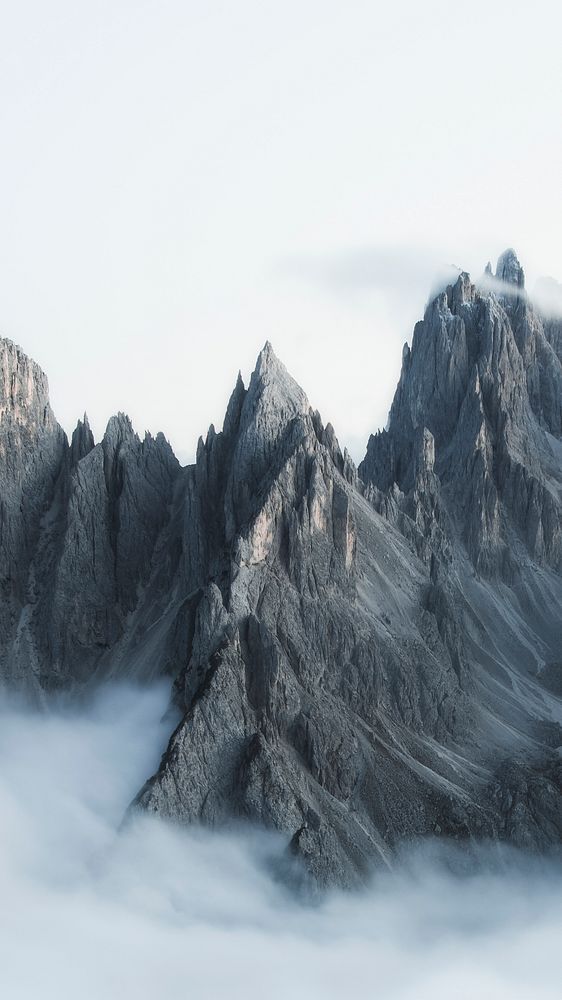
left=1, top=0, right=561, bottom=462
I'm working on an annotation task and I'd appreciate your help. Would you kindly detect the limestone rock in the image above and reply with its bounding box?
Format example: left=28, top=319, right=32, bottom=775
left=1, top=250, right=562, bottom=884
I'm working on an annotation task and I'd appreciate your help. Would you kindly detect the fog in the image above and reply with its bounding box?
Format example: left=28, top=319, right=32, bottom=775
left=1, top=683, right=561, bottom=1000
left=533, top=276, right=562, bottom=319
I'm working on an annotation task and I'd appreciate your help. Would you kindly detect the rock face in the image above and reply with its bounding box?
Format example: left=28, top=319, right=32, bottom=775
left=1, top=250, right=562, bottom=885
left=0, top=344, right=181, bottom=693
left=361, top=254, right=562, bottom=573
left=135, top=344, right=475, bottom=884
left=0, top=340, right=67, bottom=693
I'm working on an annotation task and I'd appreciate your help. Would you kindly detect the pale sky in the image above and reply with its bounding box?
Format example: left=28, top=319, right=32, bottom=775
left=1, top=0, right=561, bottom=462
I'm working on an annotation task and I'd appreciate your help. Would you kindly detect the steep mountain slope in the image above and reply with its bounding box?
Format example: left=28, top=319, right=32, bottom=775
left=0, top=340, right=67, bottom=692
left=0, top=342, right=181, bottom=694
left=135, top=344, right=478, bottom=884
left=361, top=250, right=562, bottom=573
left=1, top=250, right=561, bottom=886
left=136, top=253, right=562, bottom=884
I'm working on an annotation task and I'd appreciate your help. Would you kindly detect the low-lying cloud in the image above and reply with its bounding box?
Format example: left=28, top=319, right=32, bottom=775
left=1, top=683, right=561, bottom=1000
left=532, top=276, right=562, bottom=319
left=278, top=244, right=461, bottom=304
left=280, top=244, right=562, bottom=321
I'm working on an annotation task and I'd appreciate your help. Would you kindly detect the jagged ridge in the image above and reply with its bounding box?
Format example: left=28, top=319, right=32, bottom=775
left=1, top=250, right=561, bottom=885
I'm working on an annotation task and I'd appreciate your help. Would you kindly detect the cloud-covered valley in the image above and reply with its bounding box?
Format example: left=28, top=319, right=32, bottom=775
left=0, top=684, right=561, bottom=1000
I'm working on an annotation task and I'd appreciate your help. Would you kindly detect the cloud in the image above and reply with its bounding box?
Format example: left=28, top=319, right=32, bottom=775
left=477, top=270, right=526, bottom=299
left=277, top=244, right=462, bottom=304
left=532, top=276, right=562, bottom=319
left=1, top=684, right=562, bottom=1000
left=463, top=268, right=562, bottom=321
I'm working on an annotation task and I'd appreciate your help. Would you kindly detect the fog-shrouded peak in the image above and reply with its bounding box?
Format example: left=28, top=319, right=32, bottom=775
left=496, top=247, right=525, bottom=288
left=361, top=248, right=562, bottom=570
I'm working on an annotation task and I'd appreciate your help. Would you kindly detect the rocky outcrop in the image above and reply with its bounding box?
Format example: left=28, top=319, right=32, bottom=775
left=37, top=415, right=180, bottom=688
left=134, top=344, right=474, bottom=884
left=0, top=345, right=181, bottom=692
left=360, top=251, right=562, bottom=574
left=0, top=340, right=67, bottom=691
left=137, top=256, right=561, bottom=885
left=496, top=247, right=525, bottom=288
left=1, top=250, right=561, bottom=885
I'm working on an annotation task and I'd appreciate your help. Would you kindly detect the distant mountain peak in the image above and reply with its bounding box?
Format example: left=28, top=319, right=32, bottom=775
left=496, top=247, right=525, bottom=288
left=255, top=339, right=278, bottom=369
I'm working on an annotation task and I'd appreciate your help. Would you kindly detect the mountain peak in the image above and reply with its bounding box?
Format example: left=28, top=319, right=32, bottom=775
left=70, top=412, right=95, bottom=464
left=254, top=340, right=283, bottom=376
left=246, top=341, right=308, bottom=415
left=104, top=412, right=135, bottom=443
left=496, top=248, right=525, bottom=288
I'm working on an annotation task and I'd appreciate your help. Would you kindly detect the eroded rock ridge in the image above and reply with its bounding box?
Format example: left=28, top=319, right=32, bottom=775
left=1, top=250, right=561, bottom=885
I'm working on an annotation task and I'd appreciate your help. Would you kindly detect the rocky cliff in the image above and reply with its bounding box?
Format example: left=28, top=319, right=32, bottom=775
left=360, top=249, right=562, bottom=575
left=0, top=343, right=181, bottom=694
left=1, top=250, right=561, bottom=885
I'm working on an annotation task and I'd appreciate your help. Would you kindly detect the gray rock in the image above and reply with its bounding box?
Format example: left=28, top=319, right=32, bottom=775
left=1, top=250, right=562, bottom=885
left=0, top=346, right=181, bottom=693
left=496, top=247, right=525, bottom=288
left=0, top=339, right=67, bottom=693
left=360, top=252, right=562, bottom=572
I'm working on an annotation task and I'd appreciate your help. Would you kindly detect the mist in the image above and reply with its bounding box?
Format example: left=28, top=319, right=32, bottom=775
left=0, top=684, right=561, bottom=1000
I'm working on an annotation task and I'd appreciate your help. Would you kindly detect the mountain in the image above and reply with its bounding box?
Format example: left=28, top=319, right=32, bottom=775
left=0, top=339, right=181, bottom=693
left=1, top=250, right=561, bottom=886
left=361, top=249, right=562, bottom=574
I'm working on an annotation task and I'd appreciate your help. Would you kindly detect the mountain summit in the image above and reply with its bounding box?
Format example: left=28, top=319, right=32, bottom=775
left=1, top=252, right=561, bottom=885
left=496, top=247, right=525, bottom=287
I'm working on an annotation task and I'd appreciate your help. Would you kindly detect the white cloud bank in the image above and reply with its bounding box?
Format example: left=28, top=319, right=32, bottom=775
left=1, top=683, right=561, bottom=1000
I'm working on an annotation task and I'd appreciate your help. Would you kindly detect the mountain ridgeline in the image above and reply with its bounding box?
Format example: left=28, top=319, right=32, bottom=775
left=1, top=250, right=561, bottom=886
